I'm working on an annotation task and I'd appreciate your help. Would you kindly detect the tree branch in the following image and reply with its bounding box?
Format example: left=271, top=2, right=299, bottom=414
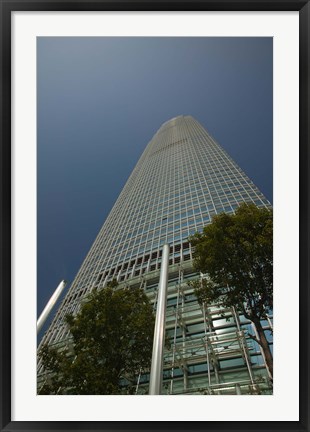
left=247, top=332, right=262, bottom=347
left=241, top=304, right=251, bottom=321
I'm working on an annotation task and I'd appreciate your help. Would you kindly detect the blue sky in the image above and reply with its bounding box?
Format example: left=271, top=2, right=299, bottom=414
left=37, top=37, right=273, bottom=338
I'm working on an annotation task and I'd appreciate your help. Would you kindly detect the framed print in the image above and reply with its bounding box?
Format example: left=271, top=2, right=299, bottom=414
left=1, top=1, right=309, bottom=431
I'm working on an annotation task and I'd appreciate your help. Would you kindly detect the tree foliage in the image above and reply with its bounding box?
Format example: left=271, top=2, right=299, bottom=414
left=38, top=282, right=155, bottom=394
left=189, top=203, right=273, bottom=376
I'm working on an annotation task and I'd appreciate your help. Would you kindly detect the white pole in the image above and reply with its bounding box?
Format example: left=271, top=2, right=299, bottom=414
left=149, top=244, right=169, bottom=395
left=235, top=383, right=242, bottom=395
left=37, top=280, right=67, bottom=334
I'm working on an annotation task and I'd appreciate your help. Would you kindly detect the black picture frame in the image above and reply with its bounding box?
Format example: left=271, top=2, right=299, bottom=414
left=1, top=1, right=309, bottom=431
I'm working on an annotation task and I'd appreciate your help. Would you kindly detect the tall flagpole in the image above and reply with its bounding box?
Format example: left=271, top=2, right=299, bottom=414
left=37, top=280, right=67, bottom=334
left=149, top=244, right=169, bottom=395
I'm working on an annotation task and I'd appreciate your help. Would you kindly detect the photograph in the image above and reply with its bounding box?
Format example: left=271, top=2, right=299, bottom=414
left=36, top=36, right=273, bottom=396
left=2, top=2, right=308, bottom=430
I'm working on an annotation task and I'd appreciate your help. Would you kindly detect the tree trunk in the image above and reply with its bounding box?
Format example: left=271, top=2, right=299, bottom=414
left=253, top=318, right=273, bottom=379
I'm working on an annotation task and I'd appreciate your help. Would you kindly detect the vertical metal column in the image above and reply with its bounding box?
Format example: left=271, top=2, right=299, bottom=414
left=181, top=290, right=189, bottom=391
left=37, top=280, right=67, bottom=333
left=237, top=330, right=255, bottom=385
left=202, top=303, right=212, bottom=388
left=170, top=282, right=180, bottom=394
left=149, top=244, right=169, bottom=395
left=135, top=367, right=142, bottom=395
left=102, top=275, right=108, bottom=287
left=235, top=383, right=242, bottom=395
left=232, top=307, right=256, bottom=386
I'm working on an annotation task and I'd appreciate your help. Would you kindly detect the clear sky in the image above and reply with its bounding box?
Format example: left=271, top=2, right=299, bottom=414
left=37, top=37, right=273, bottom=338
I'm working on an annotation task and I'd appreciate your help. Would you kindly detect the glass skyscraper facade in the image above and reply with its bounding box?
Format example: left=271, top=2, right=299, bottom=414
left=38, top=115, right=273, bottom=395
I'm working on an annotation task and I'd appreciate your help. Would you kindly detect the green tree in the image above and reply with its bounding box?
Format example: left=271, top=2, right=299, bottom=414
left=189, top=203, right=273, bottom=378
left=38, top=282, right=155, bottom=394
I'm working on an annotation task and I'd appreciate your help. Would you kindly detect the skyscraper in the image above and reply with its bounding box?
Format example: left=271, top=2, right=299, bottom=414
left=38, top=115, right=273, bottom=395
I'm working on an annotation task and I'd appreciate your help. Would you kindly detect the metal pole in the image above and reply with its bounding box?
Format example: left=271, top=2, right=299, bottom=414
left=37, top=280, right=67, bottom=333
left=235, top=383, right=242, bottom=395
left=181, top=290, right=188, bottom=391
left=202, top=303, right=212, bottom=388
left=149, top=244, right=169, bottom=395
left=170, top=283, right=180, bottom=395
left=237, top=330, right=255, bottom=385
